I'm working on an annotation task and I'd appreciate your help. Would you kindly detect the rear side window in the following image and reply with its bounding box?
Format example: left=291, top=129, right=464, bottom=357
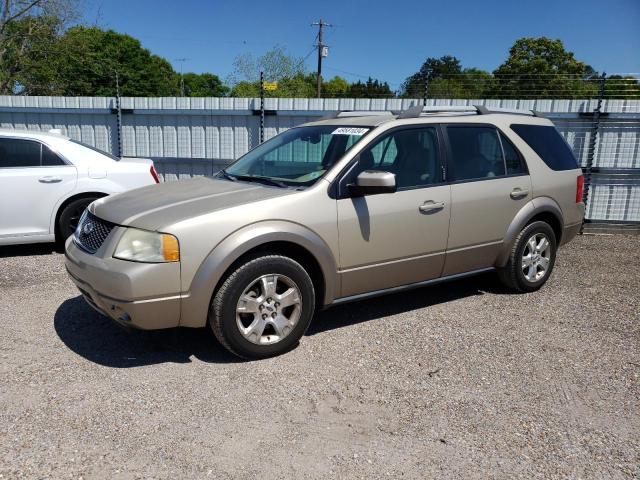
left=510, top=124, right=578, bottom=171
left=0, top=138, right=66, bottom=167
left=499, top=133, right=527, bottom=175
left=446, top=126, right=506, bottom=181
left=0, top=138, right=41, bottom=167
left=42, top=145, right=65, bottom=166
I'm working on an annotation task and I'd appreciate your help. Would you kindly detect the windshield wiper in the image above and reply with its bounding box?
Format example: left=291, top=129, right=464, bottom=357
left=218, top=169, right=238, bottom=182
left=232, top=175, right=289, bottom=189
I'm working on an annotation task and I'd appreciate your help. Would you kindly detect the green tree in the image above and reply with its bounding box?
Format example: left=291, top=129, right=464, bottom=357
left=0, top=0, right=79, bottom=93
left=491, top=37, right=597, bottom=98
left=401, top=55, right=492, bottom=98
left=51, top=26, right=180, bottom=96
left=347, top=77, right=394, bottom=98
left=181, top=72, right=228, bottom=97
left=322, top=75, right=349, bottom=97
left=604, top=75, right=640, bottom=99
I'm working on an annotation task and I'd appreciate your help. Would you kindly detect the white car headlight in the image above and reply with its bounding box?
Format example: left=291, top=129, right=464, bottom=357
left=113, top=228, right=180, bottom=263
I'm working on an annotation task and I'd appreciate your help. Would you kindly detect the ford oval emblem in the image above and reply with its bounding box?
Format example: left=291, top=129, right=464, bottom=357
left=82, top=222, right=95, bottom=235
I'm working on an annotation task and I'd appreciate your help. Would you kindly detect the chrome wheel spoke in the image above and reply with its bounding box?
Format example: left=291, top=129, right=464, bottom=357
left=537, top=237, right=549, bottom=254
left=260, top=275, right=277, bottom=298
left=539, top=256, right=550, bottom=269
left=527, top=264, right=536, bottom=280
left=245, top=317, right=266, bottom=340
left=527, top=236, right=537, bottom=254
left=237, top=294, right=260, bottom=313
left=271, top=314, right=290, bottom=337
left=522, top=254, right=533, bottom=268
left=276, top=288, right=300, bottom=309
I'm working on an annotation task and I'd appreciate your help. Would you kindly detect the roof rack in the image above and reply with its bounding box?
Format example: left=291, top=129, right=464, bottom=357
left=399, top=104, right=543, bottom=118
left=319, top=105, right=543, bottom=121
left=319, top=110, right=394, bottom=120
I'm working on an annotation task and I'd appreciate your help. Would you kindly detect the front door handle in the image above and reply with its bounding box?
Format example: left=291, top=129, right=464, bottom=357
left=510, top=188, right=529, bottom=199
left=39, top=176, right=63, bottom=183
left=419, top=200, right=445, bottom=213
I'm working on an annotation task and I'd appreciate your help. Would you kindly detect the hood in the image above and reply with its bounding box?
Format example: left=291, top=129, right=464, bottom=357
left=90, top=177, right=295, bottom=230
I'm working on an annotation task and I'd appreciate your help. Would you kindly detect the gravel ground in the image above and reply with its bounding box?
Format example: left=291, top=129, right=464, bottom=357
left=0, top=234, right=638, bottom=479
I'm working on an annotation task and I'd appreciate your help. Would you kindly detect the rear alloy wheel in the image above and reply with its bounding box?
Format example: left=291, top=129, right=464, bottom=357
left=210, top=255, right=315, bottom=359
left=57, top=197, right=99, bottom=244
left=498, top=221, right=557, bottom=292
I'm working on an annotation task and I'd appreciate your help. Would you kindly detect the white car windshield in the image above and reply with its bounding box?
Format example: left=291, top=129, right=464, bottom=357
left=223, top=125, right=370, bottom=187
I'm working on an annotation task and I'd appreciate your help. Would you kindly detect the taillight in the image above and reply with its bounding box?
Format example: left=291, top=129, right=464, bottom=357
left=576, top=174, right=584, bottom=203
left=150, top=165, right=160, bottom=184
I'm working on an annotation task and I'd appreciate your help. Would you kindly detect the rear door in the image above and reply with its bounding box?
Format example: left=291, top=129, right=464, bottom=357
left=442, top=124, right=531, bottom=275
left=0, top=137, right=77, bottom=240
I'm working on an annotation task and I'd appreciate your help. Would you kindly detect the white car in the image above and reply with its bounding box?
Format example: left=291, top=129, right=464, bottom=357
left=0, top=128, right=159, bottom=246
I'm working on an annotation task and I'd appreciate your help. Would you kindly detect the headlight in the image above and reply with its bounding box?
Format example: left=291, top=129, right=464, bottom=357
left=113, top=228, right=180, bottom=263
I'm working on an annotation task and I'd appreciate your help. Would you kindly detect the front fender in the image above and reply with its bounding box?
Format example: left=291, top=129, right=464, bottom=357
left=495, top=197, right=564, bottom=268
left=179, top=220, right=339, bottom=328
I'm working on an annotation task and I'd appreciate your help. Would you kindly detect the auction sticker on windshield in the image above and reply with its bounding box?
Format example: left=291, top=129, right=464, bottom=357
left=332, top=127, right=368, bottom=136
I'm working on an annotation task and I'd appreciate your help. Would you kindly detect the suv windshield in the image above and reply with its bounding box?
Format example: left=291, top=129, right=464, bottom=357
left=223, top=125, right=369, bottom=187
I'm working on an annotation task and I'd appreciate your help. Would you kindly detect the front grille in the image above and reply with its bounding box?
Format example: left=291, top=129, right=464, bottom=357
left=74, top=211, right=115, bottom=254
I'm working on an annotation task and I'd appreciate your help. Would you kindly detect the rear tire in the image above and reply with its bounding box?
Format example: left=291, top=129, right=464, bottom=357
left=209, top=255, right=316, bottom=360
left=57, top=197, right=99, bottom=246
left=497, top=221, right=557, bottom=293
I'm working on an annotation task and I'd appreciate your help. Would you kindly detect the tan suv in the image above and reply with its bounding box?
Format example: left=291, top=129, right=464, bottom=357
left=65, top=106, right=585, bottom=359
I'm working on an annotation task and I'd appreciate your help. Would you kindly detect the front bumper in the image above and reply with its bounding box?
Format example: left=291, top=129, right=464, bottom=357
left=64, top=234, right=182, bottom=329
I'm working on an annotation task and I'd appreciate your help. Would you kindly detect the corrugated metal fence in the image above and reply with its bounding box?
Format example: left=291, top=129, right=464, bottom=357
left=1, top=96, right=638, bottom=224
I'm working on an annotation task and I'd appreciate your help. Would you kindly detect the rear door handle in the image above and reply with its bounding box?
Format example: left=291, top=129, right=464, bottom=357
left=38, top=176, right=62, bottom=183
left=510, top=188, right=529, bottom=199
left=419, top=201, right=445, bottom=213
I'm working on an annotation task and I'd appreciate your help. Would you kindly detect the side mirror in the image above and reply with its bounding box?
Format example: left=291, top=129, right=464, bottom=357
left=348, top=170, right=397, bottom=197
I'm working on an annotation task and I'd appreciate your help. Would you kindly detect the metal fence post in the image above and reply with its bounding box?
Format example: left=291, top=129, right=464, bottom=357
left=580, top=72, right=606, bottom=232
left=260, top=70, right=265, bottom=144
left=114, top=70, right=123, bottom=159
left=422, top=69, right=430, bottom=106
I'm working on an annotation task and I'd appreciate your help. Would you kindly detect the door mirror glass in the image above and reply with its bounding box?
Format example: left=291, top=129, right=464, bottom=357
left=348, top=170, right=397, bottom=196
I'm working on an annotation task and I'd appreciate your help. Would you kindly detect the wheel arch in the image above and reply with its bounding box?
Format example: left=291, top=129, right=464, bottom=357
left=496, top=197, right=564, bottom=268
left=180, top=221, right=338, bottom=328
left=53, top=191, right=108, bottom=241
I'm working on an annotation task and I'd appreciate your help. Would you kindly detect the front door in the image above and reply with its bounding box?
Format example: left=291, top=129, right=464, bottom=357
left=336, top=126, right=451, bottom=298
left=0, top=137, right=77, bottom=241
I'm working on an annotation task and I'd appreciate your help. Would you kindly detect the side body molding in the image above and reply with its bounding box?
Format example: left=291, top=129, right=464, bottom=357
left=179, top=221, right=339, bottom=328
left=495, top=197, right=564, bottom=268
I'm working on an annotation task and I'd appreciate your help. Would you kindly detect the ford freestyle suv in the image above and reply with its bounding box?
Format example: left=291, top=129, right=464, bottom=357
left=65, top=105, right=585, bottom=359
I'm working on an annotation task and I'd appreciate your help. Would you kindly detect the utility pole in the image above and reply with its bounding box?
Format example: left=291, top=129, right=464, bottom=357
left=175, top=58, right=189, bottom=96
left=311, top=19, right=331, bottom=98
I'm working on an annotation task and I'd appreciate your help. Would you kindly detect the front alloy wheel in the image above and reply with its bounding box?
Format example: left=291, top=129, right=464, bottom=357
left=210, top=255, right=315, bottom=359
left=236, top=274, right=302, bottom=345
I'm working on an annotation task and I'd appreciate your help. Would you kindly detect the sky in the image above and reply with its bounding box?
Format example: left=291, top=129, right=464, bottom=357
left=82, top=0, right=640, bottom=90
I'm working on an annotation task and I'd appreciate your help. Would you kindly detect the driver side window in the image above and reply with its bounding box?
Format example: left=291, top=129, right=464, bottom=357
left=351, top=126, right=442, bottom=189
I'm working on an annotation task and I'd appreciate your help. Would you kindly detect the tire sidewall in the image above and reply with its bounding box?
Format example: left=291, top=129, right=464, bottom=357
left=214, top=256, right=315, bottom=359
left=514, top=221, right=557, bottom=291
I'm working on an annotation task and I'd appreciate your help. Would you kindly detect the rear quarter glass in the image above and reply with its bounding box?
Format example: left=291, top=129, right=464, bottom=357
left=510, top=124, right=579, bottom=171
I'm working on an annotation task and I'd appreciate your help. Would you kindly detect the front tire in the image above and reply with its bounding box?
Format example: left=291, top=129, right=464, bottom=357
left=498, top=221, right=557, bottom=292
left=209, top=255, right=316, bottom=359
left=57, top=197, right=99, bottom=244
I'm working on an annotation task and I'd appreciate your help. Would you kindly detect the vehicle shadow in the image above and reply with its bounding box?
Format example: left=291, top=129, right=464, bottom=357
left=0, top=243, right=61, bottom=258
left=55, top=272, right=505, bottom=367
left=54, top=296, right=238, bottom=367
